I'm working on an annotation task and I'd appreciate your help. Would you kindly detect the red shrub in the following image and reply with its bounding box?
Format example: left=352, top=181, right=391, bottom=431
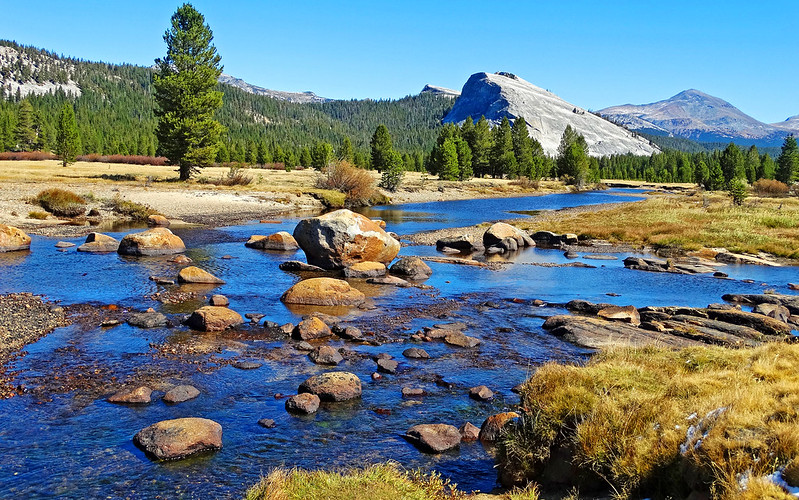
left=752, top=179, right=789, bottom=197
left=0, top=151, right=57, bottom=161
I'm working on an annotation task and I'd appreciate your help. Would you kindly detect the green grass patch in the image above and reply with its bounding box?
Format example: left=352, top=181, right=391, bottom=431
left=27, top=210, right=49, bottom=220
left=36, top=188, right=87, bottom=217
left=499, top=343, right=799, bottom=499
left=106, top=195, right=160, bottom=221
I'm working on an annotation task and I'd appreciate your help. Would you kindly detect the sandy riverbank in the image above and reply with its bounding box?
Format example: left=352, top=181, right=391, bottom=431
left=0, top=160, right=566, bottom=237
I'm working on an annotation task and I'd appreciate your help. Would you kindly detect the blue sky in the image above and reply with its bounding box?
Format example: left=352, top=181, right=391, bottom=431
left=1, top=1, right=796, bottom=122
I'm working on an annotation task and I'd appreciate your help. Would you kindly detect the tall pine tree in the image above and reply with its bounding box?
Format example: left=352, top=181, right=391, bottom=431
left=489, top=116, right=516, bottom=178
left=14, top=99, right=36, bottom=151
left=370, top=124, right=393, bottom=172
left=776, top=135, right=798, bottom=184
left=55, top=103, right=80, bottom=167
left=154, top=3, right=224, bottom=180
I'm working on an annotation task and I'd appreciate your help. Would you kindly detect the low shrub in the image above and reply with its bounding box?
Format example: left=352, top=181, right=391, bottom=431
left=752, top=179, right=789, bottom=197
left=106, top=195, right=160, bottom=221
left=315, top=161, right=376, bottom=207
left=77, top=154, right=168, bottom=166
left=510, top=177, right=540, bottom=190
left=27, top=211, right=49, bottom=220
left=0, top=151, right=57, bottom=161
left=199, top=166, right=253, bottom=186
left=36, top=188, right=86, bottom=217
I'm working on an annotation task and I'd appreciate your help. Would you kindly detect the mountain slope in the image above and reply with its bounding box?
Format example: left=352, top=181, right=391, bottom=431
left=443, top=72, right=658, bottom=156
left=773, top=115, right=799, bottom=135
left=600, top=90, right=793, bottom=147
left=420, top=84, right=460, bottom=99
left=218, top=74, right=331, bottom=103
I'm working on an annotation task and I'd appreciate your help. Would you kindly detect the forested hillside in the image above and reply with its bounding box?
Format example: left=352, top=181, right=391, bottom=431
left=0, top=40, right=452, bottom=168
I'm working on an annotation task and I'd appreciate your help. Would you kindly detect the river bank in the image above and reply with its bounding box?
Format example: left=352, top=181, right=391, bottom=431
left=0, top=160, right=565, bottom=238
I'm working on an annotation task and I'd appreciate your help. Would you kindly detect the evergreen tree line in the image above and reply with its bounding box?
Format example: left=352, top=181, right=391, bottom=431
left=0, top=40, right=453, bottom=167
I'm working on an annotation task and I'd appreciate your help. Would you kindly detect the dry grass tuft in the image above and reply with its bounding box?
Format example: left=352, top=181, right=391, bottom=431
left=499, top=343, right=799, bottom=499
left=752, top=179, right=790, bottom=197
left=105, top=196, right=161, bottom=221
left=315, top=161, right=376, bottom=207
left=36, top=188, right=86, bottom=217
left=517, top=193, right=799, bottom=258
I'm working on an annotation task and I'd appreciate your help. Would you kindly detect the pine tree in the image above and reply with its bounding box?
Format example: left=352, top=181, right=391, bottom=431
left=776, top=135, right=799, bottom=184
left=468, top=116, right=491, bottom=177
left=370, top=124, right=393, bottom=172
left=556, top=125, right=588, bottom=178
left=311, top=141, right=333, bottom=170
left=439, top=138, right=460, bottom=181
left=759, top=153, right=775, bottom=180
left=299, top=147, right=312, bottom=168
left=338, top=136, right=354, bottom=163
left=55, top=103, right=79, bottom=167
left=744, top=145, right=760, bottom=183
left=512, top=116, right=535, bottom=179
left=489, top=116, right=516, bottom=178
left=719, top=143, right=745, bottom=184
left=455, top=137, right=472, bottom=180
left=154, top=3, right=224, bottom=180
left=14, top=99, right=36, bottom=151
left=694, top=160, right=709, bottom=188
left=706, top=160, right=725, bottom=191
left=379, top=150, right=404, bottom=191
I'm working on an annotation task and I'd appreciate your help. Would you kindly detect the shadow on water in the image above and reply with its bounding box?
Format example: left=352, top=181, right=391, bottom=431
left=1, top=189, right=797, bottom=498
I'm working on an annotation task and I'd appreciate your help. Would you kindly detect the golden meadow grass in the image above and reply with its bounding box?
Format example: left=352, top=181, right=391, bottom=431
left=499, top=343, right=799, bottom=499
left=518, top=192, right=799, bottom=258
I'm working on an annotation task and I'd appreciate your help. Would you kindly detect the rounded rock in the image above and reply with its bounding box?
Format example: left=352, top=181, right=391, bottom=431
left=403, top=347, right=430, bottom=359
left=309, top=345, right=344, bottom=365
left=0, top=224, right=31, bottom=253
left=389, top=257, right=433, bottom=280
left=163, top=385, right=200, bottom=404
left=405, top=424, right=461, bottom=453
left=133, top=417, right=222, bottom=460
left=178, top=266, right=225, bottom=285
left=77, top=232, right=120, bottom=253
left=285, top=393, right=321, bottom=414
left=108, top=386, right=152, bottom=404
left=281, top=278, right=366, bottom=307
left=298, top=371, right=362, bottom=402
left=186, top=306, right=243, bottom=331
left=118, top=228, right=185, bottom=256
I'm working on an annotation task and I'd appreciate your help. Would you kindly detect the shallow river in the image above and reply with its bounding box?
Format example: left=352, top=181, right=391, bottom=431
left=0, top=190, right=796, bottom=498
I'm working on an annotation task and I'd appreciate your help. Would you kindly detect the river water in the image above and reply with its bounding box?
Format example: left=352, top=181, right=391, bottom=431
left=0, top=190, right=796, bottom=498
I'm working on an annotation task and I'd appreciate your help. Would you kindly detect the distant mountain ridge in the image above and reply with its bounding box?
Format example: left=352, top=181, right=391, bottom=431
left=217, top=74, right=332, bottom=103
left=444, top=72, right=658, bottom=157
left=420, top=84, right=460, bottom=99
left=600, top=90, right=798, bottom=147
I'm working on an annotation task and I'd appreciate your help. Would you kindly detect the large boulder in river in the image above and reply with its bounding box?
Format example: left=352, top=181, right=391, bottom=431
left=186, top=306, right=243, bottom=331
left=389, top=257, right=433, bottom=280
left=483, top=222, right=534, bottom=249
left=118, top=228, right=185, bottom=256
left=246, top=232, right=299, bottom=251
left=133, top=417, right=222, bottom=460
left=281, top=278, right=365, bottom=307
left=405, top=424, right=461, bottom=453
left=77, top=232, right=119, bottom=253
left=178, top=266, right=225, bottom=285
left=298, top=371, right=362, bottom=402
left=0, top=224, right=31, bottom=252
left=293, top=209, right=400, bottom=270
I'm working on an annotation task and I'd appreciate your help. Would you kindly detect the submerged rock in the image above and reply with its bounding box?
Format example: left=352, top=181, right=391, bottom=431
left=107, top=386, right=152, bottom=404
left=127, top=311, right=168, bottom=329
left=281, top=278, right=366, bottom=307
left=389, top=257, right=433, bottom=280
left=444, top=331, right=481, bottom=348
left=285, top=393, right=321, bottom=414
left=405, top=424, right=461, bottom=453
left=298, top=372, right=362, bottom=402
left=186, top=306, right=243, bottom=331
left=0, top=224, right=31, bottom=252
left=293, top=209, right=400, bottom=269
left=245, top=232, right=299, bottom=251
left=163, top=385, right=200, bottom=404
left=76, top=232, right=119, bottom=253
left=178, top=266, right=225, bottom=284
left=118, top=228, right=185, bottom=256
left=403, top=347, right=430, bottom=359
left=309, top=345, right=343, bottom=365
left=133, top=417, right=222, bottom=460
left=366, top=276, right=411, bottom=287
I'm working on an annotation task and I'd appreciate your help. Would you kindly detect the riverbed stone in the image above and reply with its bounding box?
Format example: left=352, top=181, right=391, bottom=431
left=469, top=385, right=494, bottom=401
left=108, top=386, right=152, bottom=404
left=366, top=276, right=411, bottom=287
left=258, top=418, right=276, bottom=428
left=178, top=266, right=225, bottom=285
left=298, top=371, right=362, bottom=402
left=278, top=260, right=328, bottom=273
left=170, top=254, right=193, bottom=264
left=293, top=209, right=400, bottom=269
left=0, top=224, right=31, bottom=252
left=281, top=278, right=366, bottom=307
left=403, top=347, right=430, bottom=359
left=233, top=361, right=262, bottom=370
left=405, top=424, right=461, bottom=453
left=343, top=261, right=387, bottom=278
left=334, top=326, right=364, bottom=341
left=209, top=294, right=229, bottom=307
left=402, top=387, right=425, bottom=397
left=436, top=235, right=481, bottom=253
left=483, top=222, right=534, bottom=249
left=55, top=241, right=75, bottom=248
left=459, top=422, right=480, bottom=441
left=186, top=306, right=243, bottom=331
left=133, top=417, right=222, bottom=460
left=309, top=345, right=343, bottom=365
left=752, top=303, right=791, bottom=323
left=597, top=305, right=641, bottom=326
left=127, top=311, right=168, bottom=329
left=76, top=232, right=119, bottom=252
left=147, top=214, right=170, bottom=227
left=118, top=228, right=186, bottom=256
left=285, top=393, right=320, bottom=414
left=246, top=232, right=299, bottom=251
left=389, top=257, right=433, bottom=280
left=163, top=385, right=200, bottom=404
left=479, top=412, right=520, bottom=442
left=444, top=331, right=481, bottom=348
left=376, top=358, right=399, bottom=374
left=293, top=317, right=333, bottom=340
